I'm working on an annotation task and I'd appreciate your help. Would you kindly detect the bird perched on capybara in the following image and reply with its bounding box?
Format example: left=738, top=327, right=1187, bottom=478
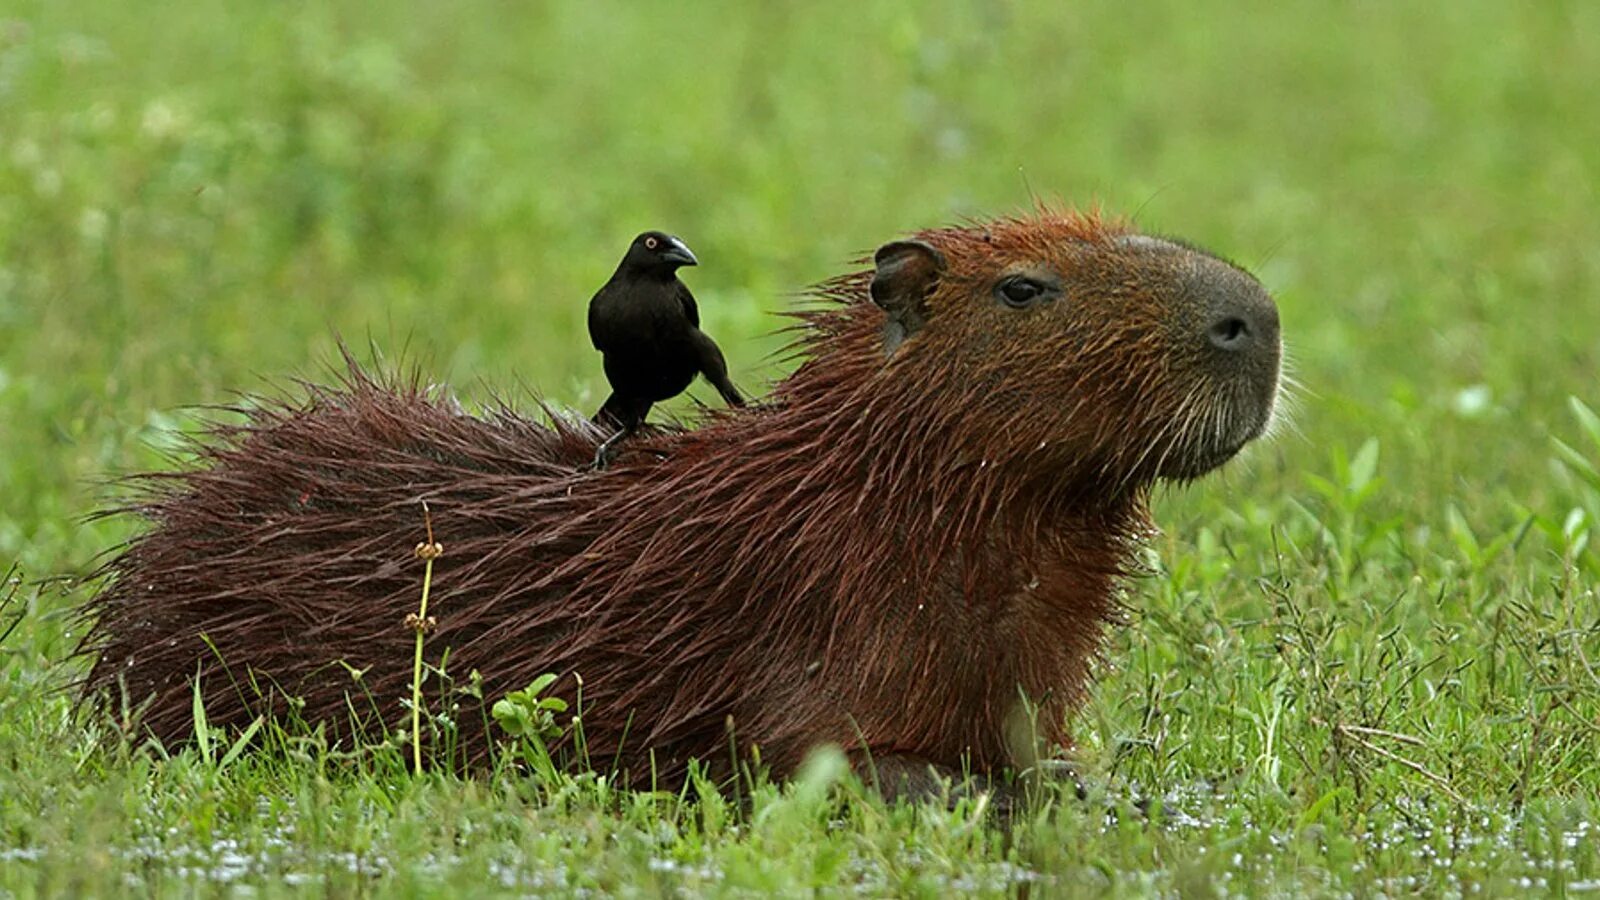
left=588, top=230, right=743, bottom=467
left=77, top=208, right=1281, bottom=799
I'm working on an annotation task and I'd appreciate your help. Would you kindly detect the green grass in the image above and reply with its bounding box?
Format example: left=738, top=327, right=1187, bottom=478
left=3, top=0, right=1599, bottom=895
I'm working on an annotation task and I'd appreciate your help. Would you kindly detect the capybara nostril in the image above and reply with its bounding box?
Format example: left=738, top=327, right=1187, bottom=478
left=1204, top=287, right=1279, bottom=357
left=1208, top=315, right=1252, bottom=351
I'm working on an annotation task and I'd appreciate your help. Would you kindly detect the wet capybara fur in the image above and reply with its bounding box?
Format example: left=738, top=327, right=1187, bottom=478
left=78, top=208, right=1282, bottom=797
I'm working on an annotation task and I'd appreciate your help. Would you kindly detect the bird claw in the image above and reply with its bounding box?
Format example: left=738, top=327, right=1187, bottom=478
left=584, top=427, right=631, bottom=472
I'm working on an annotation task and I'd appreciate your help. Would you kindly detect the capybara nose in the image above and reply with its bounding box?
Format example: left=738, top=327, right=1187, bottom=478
left=1206, top=294, right=1280, bottom=355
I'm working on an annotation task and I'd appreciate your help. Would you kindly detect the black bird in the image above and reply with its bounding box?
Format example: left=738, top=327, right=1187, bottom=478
left=587, top=231, right=744, bottom=467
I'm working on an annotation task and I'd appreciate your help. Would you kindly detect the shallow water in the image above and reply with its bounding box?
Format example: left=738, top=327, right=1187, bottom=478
left=2, top=785, right=1593, bottom=897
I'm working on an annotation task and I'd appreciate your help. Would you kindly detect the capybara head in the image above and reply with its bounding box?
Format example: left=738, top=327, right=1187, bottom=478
left=868, top=213, right=1281, bottom=488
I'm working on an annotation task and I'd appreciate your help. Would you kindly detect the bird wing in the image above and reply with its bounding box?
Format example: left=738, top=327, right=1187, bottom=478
left=676, top=282, right=701, bottom=328
left=588, top=281, right=629, bottom=352
left=587, top=297, right=606, bottom=350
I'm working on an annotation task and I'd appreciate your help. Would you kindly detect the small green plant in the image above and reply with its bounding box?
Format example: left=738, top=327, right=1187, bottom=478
left=406, top=501, right=444, bottom=775
left=1298, top=437, right=1401, bottom=593
left=1550, top=396, right=1600, bottom=572
left=492, top=673, right=570, bottom=783
left=189, top=673, right=264, bottom=775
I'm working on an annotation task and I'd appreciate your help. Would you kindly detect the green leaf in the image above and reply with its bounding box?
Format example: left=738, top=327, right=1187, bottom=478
left=1298, top=786, right=1353, bottom=830
left=1569, top=396, right=1600, bottom=451
left=491, top=699, right=525, bottom=736
left=1553, top=438, right=1600, bottom=493
left=1445, top=504, right=1480, bottom=562
left=1347, top=438, right=1380, bottom=494
left=218, top=716, right=265, bottom=771
left=191, top=676, right=212, bottom=765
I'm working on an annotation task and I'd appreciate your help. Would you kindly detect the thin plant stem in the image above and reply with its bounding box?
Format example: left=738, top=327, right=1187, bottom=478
left=409, top=502, right=443, bottom=776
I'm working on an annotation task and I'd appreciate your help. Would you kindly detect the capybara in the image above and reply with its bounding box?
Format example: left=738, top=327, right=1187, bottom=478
left=78, top=208, right=1282, bottom=797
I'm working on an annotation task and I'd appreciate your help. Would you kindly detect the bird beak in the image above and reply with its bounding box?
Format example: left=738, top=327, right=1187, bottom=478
left=661, top=237, right=698, bottom=267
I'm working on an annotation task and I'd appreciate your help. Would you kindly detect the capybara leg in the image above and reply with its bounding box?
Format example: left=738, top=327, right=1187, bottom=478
left=859, top=753, right=1015, bottom=814
left=1024, top=757, right=1089, bottom=802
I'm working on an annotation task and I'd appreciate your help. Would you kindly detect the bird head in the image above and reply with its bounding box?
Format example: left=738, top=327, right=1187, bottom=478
left=621, top=231, right=699, bottom=276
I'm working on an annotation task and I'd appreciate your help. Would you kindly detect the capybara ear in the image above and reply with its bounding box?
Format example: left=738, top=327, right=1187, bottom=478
left=870, top=240, right=946, bottom=355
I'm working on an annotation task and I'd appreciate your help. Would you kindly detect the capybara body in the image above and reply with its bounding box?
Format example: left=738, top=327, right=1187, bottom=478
left=79, top=209, right=1281, bottom=792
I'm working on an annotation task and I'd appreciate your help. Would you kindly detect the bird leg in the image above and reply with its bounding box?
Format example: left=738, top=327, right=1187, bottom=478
left=589, top=421, right=637, bottom=471
left=587, top=393, right=650, bottom=471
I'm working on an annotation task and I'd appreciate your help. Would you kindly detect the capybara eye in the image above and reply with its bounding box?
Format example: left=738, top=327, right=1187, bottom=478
left=997, top=277, right=1047, bottom=308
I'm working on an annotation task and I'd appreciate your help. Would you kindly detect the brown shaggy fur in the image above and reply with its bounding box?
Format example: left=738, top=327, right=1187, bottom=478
left=77, top=208, right=1281, bottom=791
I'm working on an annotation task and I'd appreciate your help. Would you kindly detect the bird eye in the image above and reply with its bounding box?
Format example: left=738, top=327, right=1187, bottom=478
left=645, top=236, right=659, bottom=250
left=996, top=277, right=1048, bottom=308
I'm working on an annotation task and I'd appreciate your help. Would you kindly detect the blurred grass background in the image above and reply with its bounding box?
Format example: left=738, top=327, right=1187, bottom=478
left=3, top=1, right=1600, bottom=892
left=4, top=2, right=1595, bottom=579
